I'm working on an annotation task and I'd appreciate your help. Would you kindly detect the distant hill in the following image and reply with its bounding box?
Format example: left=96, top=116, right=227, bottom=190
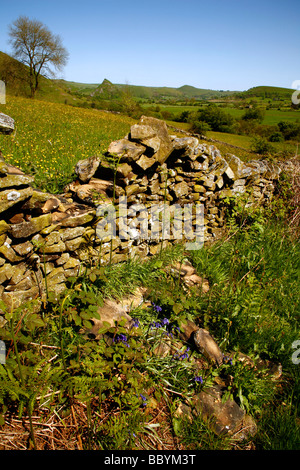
left=239, top=85, right=293, bottom=100
left=1, top=50, right=294, bottom=108
left=0, top=51, right=87, bottom=106
left=59, top=79, right=238, bottom=102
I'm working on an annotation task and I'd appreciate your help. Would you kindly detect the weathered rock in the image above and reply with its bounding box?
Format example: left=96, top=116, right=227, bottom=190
left=116, top=162, right=133, bottom=178
left=41, top=197, right=60, bottom=213
left=193, top=328, right=223, bottom=365
left=0, top=239, right=22, bottom=262
left=172, top=181, right=190, bottom=199
left=136, top=154, right=156, bottom=171
left=0, top=263, right=13, bottom=284
left=68, top=179, right=113, bottom=205
left=107, top=138, right=146, bottom=162
left=0, top=174, right=34, bottom=189
left=1, top=286, right=41, bottom=311
left=59, top=209, right=96, bottom=228
left=125, top=183, right=142, bottom=197
left=88, top=288, right=146, bottom=338
left=0, top=186, right=33, bottom=213
left=192, top=385, right=257, bottom=439
left=0, top=113, right=14, bottom=135
left=139, top=116, right=174, bottom=164
left=178, top=319, right=199, bottom=342
left=61, top=226, right=85, bottom=241
left=0, top=220, right=9, bottom=235
left=9, top=213, right=52, bottom=238
left=170, top=260, right=210, bottom=293
left=130, top=124, right=157, bottom=141
left=75, top=156, right=101, bottom=183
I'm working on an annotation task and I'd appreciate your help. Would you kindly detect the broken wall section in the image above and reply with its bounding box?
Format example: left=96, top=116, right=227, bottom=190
left=0, top=113, right=282, bottom=311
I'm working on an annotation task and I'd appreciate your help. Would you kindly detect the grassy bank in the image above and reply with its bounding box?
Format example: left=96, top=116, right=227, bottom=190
left=0, top=96, right=136, bottom=193
left=0, top=191, right=299, bottom=450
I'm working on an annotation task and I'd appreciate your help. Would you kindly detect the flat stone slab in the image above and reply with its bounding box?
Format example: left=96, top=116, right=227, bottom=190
left=0, top=113, right=14, bottom=135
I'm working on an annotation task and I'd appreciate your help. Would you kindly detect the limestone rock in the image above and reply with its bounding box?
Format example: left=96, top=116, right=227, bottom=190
left=192, top=385, right=257, bottom=440
left=0, top=220, right=9, bottom=235
left=88, top=288, right=146, bottom=338
left=193, top=328, right=223, bottom=365
left=136, top=154, right=156, bottom=171
left=0, top=239, right=22, bottom=263
left=68, top=178, right=113, bottom=205
left=1, top=286, right=41, bottom=311
left=172, top=181, right=190, bottom=199
left=0, top=159, right=24, bottom=176
left=107, top=138, right=146, bottom=162
left=41, top=197, right=60, bottom=213
left=9, top=213, right=52, bottom=238
left=75, top=156, right=101, bottom=183
left=130, top=124, right=157, bottom=141
left=0, top=174, right=34, bottom=189
left=139, top=116, right=174, bottom=164
left=0, top=186, right=33, bottom=213
left=177, top=319, right=199, bottom=342
left=170, top=260, right=210, bottom=294
left=116, top=162, right=133, bottom=178
left=0, top=113, right=14, bottom=135
left=59, top=209, right=96, bottom=228
left=61, top=226, right=85, bottom=241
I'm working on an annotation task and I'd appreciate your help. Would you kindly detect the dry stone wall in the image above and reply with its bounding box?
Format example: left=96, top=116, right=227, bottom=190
left=0, top=113, right=282, bottom=311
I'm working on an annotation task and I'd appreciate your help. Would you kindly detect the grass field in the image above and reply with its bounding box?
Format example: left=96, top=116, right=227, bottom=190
left=146, top=102, right=300, bottom=126
left=1, top=96, right=298, bottom=194
left=0, top=96, right=135, bottom=192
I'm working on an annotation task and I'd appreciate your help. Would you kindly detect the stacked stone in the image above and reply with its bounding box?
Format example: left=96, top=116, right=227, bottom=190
left=0, top=113, right=99, bottom=309
left=70, top=115, right=281, bottom=243
left=0, top=113, right=282, bottom=310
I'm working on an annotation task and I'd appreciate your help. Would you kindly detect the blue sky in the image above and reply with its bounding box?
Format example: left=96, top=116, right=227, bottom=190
left=0, top=0, right=299, bottom=91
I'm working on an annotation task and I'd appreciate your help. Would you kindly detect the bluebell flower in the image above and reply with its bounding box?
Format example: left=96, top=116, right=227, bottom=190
left=150, top=321, right=162, bottom=329
left=113, top=334, right=130, bottom=347
left=173, top=347, right=190, bottom=361
left=223, top=355, right=233, bottom=365
left=151, top=302, right=162, bottom=313
left=161, top=318, right=169, bottom=326
left=132, top=318, right=140, bottom=328
left=140, top=394, right=147, bottom=406
left=194, top=376, right=203, bottom=384
left=179, top=347, right=190, bottom=360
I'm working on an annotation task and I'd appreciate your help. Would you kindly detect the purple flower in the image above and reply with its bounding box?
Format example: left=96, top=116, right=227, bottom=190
left=113, top=334, right=130, bottom=347
left=223, top=355, right=233, bottom=365
left=139, top=394, right=147, bottom=406
left=150, top=321, right=162, bottom=329
left=132, top=318, right=140, bottom=328
left=194, top=376, right=203, bottom=384
left=173, top=347, right=190, bottom=361
left=179, top=347, right=190, bottom=360
left=151, top=302, right=162, bottom=313
left=161, top=318, right=169, bottom=326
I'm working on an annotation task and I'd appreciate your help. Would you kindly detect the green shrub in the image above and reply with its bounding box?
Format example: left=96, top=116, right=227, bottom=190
left=250, top=136, right=274, bottom=154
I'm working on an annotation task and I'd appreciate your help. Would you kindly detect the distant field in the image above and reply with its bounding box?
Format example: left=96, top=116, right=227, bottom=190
left=146, top=102, right=300, bottom=126
left=0, top=96, right=135, bottom=192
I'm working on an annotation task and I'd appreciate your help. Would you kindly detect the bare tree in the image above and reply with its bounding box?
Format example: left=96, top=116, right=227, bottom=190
left=8, top=16, right=69, bottom=98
